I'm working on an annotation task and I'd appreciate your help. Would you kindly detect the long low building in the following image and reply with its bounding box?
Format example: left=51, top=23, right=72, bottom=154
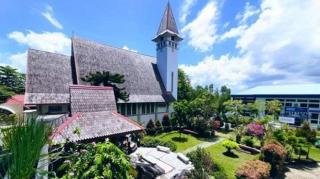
left=232, top=84, right=320, bottom=128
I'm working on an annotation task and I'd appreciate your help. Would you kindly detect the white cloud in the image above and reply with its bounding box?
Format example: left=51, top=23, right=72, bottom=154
left=122, top=45, right=138, bottom=53
left=181, top=0, right=320, bottom=92
left=179, top=0, right=197, bottom=24
left=41, top=5, right=63, bottom=29
left=8, top=51, right=28, bottom=72
left=181, top=0, right=218, bottom=52
left=8, top=31, right=70, bottom=55
left=235, top=2, right=260, bottom=25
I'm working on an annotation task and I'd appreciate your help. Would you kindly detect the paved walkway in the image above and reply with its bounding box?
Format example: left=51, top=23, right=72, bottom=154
left=182, top=137, right=223, bottom=154
left=285, top=162, right=320, bottom=179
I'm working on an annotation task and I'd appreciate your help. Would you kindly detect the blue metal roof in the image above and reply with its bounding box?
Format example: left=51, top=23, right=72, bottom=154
left=233, top=84, right=320, bottom=96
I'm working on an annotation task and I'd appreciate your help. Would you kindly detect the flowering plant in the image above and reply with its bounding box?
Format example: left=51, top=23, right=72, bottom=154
left=246, top=122, right=265, bottom=137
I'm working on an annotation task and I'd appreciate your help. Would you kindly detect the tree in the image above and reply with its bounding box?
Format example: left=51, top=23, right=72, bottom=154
left=177, top=69, right=193, bottom=101
left=146, top=119, right=156, bottom=135
left=222, top=140, right=239, bottom=153
left=265, top=100, right=282, bottom=120
left=161, top=113, right=171, bottom=131
left=224, top=100, right=245, bottom=126
left=173, top=100, right=190, bottom=128
left=81, top=71, right=129, bottom=102
left=0, top=85, right=15, bottom=103
left=0, top=65, right=25, bottom=94
left=296, top=121, right=317, bottom=143
left=155, top=119, right=163, bottom=132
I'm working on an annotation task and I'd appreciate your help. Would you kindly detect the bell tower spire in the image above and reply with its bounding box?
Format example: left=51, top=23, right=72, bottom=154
left=153, top=2, right=182, bottom=100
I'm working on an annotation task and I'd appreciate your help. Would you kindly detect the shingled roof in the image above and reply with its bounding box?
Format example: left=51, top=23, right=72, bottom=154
left=72, top=37, right=171, bottom=103
left=156, top=2, right=179, bottom=36
left=51, top=85, right=143, bottom=144
left=25, top=49, right=73, bottom=104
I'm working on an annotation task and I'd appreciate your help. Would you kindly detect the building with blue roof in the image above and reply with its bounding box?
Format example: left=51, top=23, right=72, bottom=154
left=232, top=84, right=320, bottom=128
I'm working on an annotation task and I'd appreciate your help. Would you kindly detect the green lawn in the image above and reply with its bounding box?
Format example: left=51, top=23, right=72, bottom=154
left=154, top=131, right=204, bottom=152
left=309, top=146, right=320, bottom=161
left=206, top=142, right=259, bottom=179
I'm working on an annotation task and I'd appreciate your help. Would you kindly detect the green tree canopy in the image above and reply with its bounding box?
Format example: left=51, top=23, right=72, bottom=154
left=177, top=68, right=193, bottom=101
left=224, top=100, right=245, bottom=126
left=81, top=71, right=129, bottom=102
left=0, top=65, right=25, bottom=94
left=266, top=100, right=282, bottom=120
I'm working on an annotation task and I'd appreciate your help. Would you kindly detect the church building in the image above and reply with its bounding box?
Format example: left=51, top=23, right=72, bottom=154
left=24, top=3, right=182, bottom=142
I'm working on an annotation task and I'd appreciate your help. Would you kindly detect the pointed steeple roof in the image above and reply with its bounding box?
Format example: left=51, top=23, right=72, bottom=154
left=156, top=2, right=179, bottom=36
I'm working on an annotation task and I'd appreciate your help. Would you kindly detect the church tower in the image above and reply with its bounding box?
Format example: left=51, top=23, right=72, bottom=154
left=153, top=3, right=182, bottom=100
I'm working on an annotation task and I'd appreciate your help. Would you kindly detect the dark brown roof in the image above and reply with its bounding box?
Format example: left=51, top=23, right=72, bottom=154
left=25, top=49, right=73, bottom=104
left=72, top=37, right=169, bottom=103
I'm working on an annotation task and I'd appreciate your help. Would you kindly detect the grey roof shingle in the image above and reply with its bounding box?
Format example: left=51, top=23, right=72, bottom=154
left=72, top=37, right=170, bottom=103
left=70, top=85, right=117, bottom=113
left=25, top=49, right=73, bottom=104
left=157, top=3, right=179, bottom=36
left=51, top=111, right=143, bottom=143
left=51, top=85, right=144, bottom=144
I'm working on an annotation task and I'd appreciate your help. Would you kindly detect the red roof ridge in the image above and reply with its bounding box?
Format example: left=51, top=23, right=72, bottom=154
left=50, top=112, right=81, bottom=140
left=3, top=94, right=25, bottom=105
left=112, top=111, right=144, bottom=130
left=70, top=85, right=113, bottom=90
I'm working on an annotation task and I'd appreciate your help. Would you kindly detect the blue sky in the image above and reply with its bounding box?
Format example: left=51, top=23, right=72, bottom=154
left=1, top=0, right=320, bottom=92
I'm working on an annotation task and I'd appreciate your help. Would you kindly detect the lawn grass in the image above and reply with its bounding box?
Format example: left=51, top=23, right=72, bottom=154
left=154, top=131, right=204, bottom=152
left=309, top=146, right=320, bottom=161
left=206, top=142, right=259, bottom=179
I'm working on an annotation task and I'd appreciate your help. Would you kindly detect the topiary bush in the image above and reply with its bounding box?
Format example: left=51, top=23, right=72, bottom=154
left=140, top=136, right=177, bottom=151
left=161, top=113, right=171, bottom=131
left=235, top=160, right=270, bottom=179
left=260, top=141, right=287, bottom=177
left=222, top=139, right=239, bottom=153
left=146, top=119, right=156, bottom=135
left=155, top=119, right=163, bottom=133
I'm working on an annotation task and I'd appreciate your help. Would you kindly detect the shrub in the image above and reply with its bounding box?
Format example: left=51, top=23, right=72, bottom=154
left=225, top=123, right=230, bottom=131
left=155, top=119, right=163, bottom=133
left=1, top=117, right=51, bottom=179
left=146, top=119, right=156, bottom=135
left=222, top=140, right=239, bottom=153
left=246, top=122, right=265, bottom=137
left=236, top=160, right=270, bottom=179
left=296, top=121, right=317, bottom=143
left=260, top=141, right=287, bottom=177
left=161, top=113, right=171, bottom=130
left=241, top=136, right=255, bottom=147
left=59, top=142, right=133, bottom=178
left=140, top=136, right=177, bottom=151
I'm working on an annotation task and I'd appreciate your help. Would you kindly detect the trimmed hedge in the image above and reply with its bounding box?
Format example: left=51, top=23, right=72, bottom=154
left=140, top=136, right=177, bottom=151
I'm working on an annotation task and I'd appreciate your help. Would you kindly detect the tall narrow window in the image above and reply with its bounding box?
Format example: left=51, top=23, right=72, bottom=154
left=132, top=103, right=136, bottom=115
left=127, top=103, right=132, bottom=116
left=171, top=72, right=174, bottom=92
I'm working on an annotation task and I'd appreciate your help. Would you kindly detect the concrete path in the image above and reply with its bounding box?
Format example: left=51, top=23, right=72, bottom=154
left=285, top=162, right=320, bottom=179
left=182, top=137, right=223, bottom=154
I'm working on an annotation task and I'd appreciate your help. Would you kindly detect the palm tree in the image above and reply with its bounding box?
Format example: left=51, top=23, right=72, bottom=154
left=81, top=71, right=129, bottom=102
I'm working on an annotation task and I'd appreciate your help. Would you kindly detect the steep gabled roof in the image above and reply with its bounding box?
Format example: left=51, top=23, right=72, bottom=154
left=72, top=37, right=171, bottom=103
left=157, top=3, right=179, bottom=36
left=25, top=49, right=73, bottom=104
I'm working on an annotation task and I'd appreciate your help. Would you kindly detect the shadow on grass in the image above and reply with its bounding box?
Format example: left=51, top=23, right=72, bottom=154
left=223, top=151, right=239, bottom=158
left=198, top=136, right=220, bottom=142
left=171, top=137, right=188, bottom=143
left=286, top=159, right=319, bottom=171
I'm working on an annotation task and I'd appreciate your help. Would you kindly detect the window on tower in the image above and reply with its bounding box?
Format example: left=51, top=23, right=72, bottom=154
left=171, top=36, right=175, bottom=41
